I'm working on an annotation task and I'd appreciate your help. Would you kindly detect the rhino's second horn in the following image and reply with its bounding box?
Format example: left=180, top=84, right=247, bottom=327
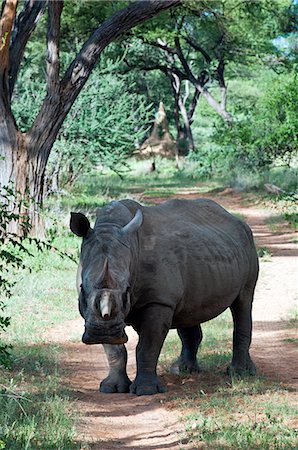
left=76, top=263, right=82, bottom=294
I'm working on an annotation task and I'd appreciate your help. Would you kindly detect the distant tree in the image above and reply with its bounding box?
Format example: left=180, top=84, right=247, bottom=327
left=215, top=72, right=298, bottom=168
left=0, top=0, right=180, bottom=235
left=118, top=0, right=294, bottom=153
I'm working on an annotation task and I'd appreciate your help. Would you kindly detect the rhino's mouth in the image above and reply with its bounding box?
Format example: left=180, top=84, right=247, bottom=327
left=82, top=323, right=128, bottom=345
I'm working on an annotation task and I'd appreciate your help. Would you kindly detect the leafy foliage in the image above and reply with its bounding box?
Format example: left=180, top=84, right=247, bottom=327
left=0, top=185, right=76, bottom=368
left=47, top=62, right=154, bottom=188
left=0, top=186, right=33, bottom=368
left=9, top=0, right=298, bottom=190
left=215, top=72, right=298, bottom=169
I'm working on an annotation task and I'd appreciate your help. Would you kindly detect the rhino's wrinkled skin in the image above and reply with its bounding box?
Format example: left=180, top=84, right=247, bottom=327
left=70, top=199, right=258, bottom=396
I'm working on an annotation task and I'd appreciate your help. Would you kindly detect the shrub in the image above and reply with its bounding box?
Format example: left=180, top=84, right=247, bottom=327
left=0, top=186, right=32, bottom=368
left=214, top=72, right=298, bottom=169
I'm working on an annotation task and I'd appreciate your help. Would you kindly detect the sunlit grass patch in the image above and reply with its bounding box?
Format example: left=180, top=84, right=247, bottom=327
left=5, top=267, right=78, bottom=344
left=160, top=311, right=297, bottom=449
left=2, top=234, right=79, bottom=345
left=185, top=409, right=297, bottom=449
left=169, top=369, right=297, bottom=449
left=46, top=158, right=225, bottom=212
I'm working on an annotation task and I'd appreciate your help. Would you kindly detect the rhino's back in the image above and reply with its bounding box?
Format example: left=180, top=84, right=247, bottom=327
left=123, top=197, right=255, bottom=259
left=144, top=198, right=251, bottom=244
left=124, top=198, right=258, bottom=325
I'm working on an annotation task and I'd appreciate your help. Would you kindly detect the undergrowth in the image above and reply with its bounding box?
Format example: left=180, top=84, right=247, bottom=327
left=161, top=314, right=297, bottom=449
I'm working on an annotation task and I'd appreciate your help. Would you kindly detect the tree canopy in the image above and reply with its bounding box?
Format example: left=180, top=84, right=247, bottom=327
left=0, top=0, right=297, bottom=235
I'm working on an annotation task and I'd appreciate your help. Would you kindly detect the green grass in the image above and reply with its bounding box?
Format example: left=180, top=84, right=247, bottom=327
left=47, top=158, right=224, bottom=213
left=0, top=344, right=81, bottom=450
left=283, top=337, right=298, bottom=344
left=222, top=165, right=297, bottom=194
left=257, top=246, right=272, bottom=261
left=266, top=212, right=298, bottom=232
left=4, top=235, right=79, bottom=345
left=0, top=233, right=82, bottom=449
left=184, top=409, right=297, bottom=449
left=284, top=212, right=298, bottom=231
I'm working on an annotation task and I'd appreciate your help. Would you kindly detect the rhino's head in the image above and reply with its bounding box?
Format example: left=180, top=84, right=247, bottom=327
left=70, top=208, right=142, bottom=345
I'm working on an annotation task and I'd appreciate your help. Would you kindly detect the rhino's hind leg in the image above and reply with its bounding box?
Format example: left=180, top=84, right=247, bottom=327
left=100, top=344, right=131, bottom=393
left=171, top=326, right=202, bottom=374
left=228, top=290, right=256, bottom=376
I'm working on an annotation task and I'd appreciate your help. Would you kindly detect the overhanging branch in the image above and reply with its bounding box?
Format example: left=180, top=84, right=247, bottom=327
left=60, top=0, right=181, bottom=109
left=9, top=0, right=46, bottom=97
left=29, top=0, right=181, bottom=159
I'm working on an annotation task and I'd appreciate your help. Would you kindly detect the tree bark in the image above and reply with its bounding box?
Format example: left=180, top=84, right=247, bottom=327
left=170, top=73, right=196, bottom=154
left=0, top=0, right=181, bottom=236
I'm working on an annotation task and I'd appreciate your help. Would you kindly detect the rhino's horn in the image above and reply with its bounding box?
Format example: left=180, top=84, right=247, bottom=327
left=121, top=209, right=143, bottom=235
left=100, top=258, right=113, bottom=288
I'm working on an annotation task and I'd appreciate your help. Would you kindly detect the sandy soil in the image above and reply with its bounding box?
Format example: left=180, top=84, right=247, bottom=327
left=45, top=188, right=297, bottom=449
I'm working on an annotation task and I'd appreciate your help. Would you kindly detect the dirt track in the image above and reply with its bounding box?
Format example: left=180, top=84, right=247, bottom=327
left=45, top=189, right=297, bottom=449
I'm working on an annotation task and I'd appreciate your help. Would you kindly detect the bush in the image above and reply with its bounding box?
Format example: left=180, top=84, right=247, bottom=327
left=46, top=62, right=154, bottom=190
left=0, top=186, right=75, bottom=368
left=214, top=72, right=298, bottom=169
left=0, top=186, right=33, bottom=368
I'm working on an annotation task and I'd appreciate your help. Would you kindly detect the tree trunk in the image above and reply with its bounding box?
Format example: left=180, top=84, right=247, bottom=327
left=171, top=74, right=195, bottom=155
left=0, top=121, right=46, bottom=235
left=178, top=96, right=195, bottom=152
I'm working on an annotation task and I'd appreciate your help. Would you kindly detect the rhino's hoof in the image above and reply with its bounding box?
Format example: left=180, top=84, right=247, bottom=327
left=99, top=375, right=131, bottom=393
left=130, top=374, right=166, bottom=396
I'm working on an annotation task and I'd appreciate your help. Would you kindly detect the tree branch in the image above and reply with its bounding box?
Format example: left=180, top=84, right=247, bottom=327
left=0, top=0, right=17, bottom=108
left=46, top=0, right=63, bottom=98
left=60, top=0, right=181, bottom=111
left=174, top=36, right=197, bottom=84
left=9, top=0, right=46, bottom=97
left=29, top=0, right=181, bottom=159
left=187, top=87, right=200, bottom=123
left=142, top=36, right=178, bottom=54
left=184, top=35, right=212, bottom=64
left=174, top=36, right=232, bottom=122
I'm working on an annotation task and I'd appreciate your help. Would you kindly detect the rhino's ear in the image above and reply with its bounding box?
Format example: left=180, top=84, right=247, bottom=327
left=70, top=212, right=91, bottom=237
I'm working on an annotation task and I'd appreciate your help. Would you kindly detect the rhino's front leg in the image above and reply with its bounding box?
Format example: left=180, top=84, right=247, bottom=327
left=130, top=305, right=173, bottom=396
left=100, top=344, right=131, bottom=393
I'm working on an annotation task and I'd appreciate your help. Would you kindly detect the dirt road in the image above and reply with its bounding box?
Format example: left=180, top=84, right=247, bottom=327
left=46, top=189, right=297, bottom=449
